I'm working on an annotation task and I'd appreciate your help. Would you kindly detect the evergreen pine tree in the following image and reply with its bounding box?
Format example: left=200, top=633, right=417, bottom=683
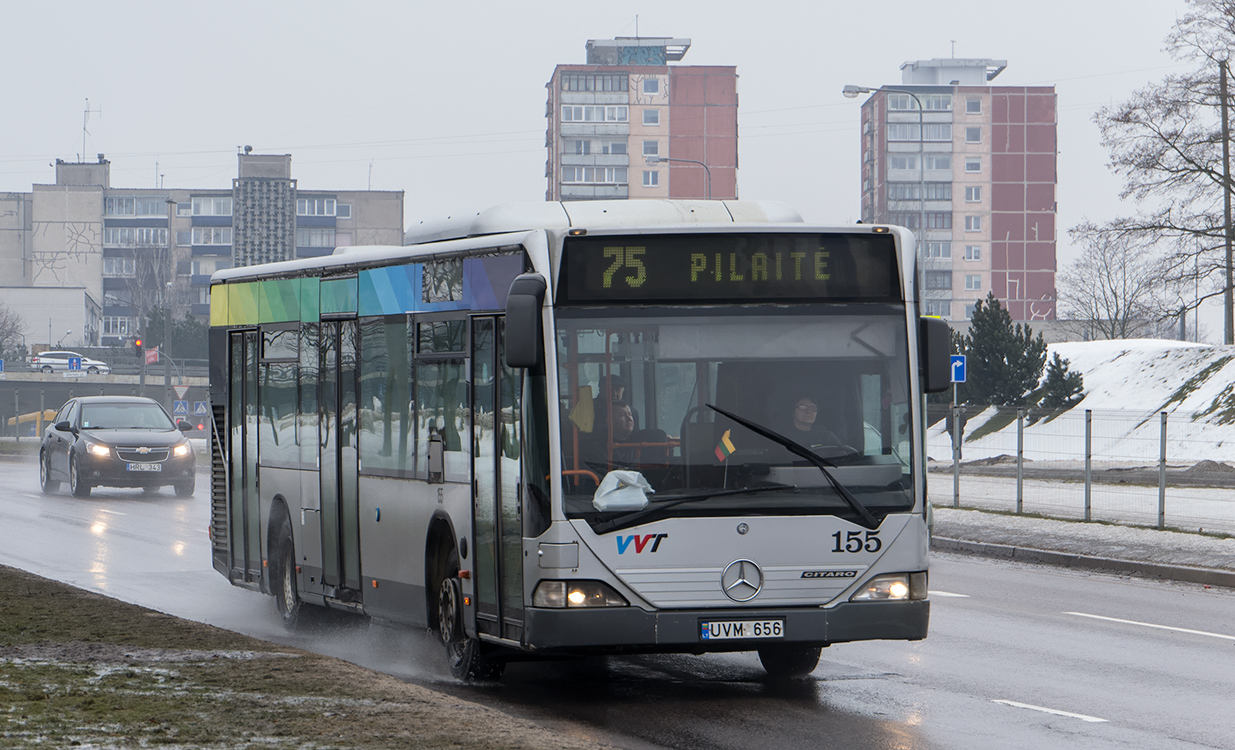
left=958, top=292, right=1047, bottom=407
left=1039, top=352, right=1085, bottom=411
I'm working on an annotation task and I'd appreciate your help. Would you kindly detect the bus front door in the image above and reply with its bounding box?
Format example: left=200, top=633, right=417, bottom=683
left=319, top=319, right=362, bottom=601
left=471, top=316, right=524, bottom=642
left=228, top=330, right=261, bottom=585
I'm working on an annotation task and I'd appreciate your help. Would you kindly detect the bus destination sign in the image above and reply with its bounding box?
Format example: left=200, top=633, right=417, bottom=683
left=561, top=233, right=899, bottom=304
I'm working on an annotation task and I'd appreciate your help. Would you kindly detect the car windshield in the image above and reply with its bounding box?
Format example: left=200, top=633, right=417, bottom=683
left=80, top=404, right=176, bottom=430
left=555, top=307, right=914, bottom=528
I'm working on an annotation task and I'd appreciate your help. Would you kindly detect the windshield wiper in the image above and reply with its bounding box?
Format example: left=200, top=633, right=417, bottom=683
left=591, top=483, right=795, bottom=535
left=706, top=404, right=880, bottom=530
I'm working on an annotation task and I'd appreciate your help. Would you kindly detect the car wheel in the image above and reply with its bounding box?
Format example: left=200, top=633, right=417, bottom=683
left=757, top=644, right=822, bottom=679
left=87, top=366, right=99, bottom=375
left=69, top=455, right=91, bottom=498
left=39, top=451, right=60, bottom=494
left=438, top=549, right=505, bottom=680
left=272, top=515, right=304, bottom=630
left=174, top=477, right=194, bottom=497
left=40, top=365, right=52, bottom=373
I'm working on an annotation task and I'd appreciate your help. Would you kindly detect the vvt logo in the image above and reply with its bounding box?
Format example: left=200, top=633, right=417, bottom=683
left=616, top=533, right=668, bottom=554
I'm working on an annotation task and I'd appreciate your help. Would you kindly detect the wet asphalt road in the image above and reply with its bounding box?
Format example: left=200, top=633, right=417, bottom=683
left=2, top=456, right=1234, bottom=749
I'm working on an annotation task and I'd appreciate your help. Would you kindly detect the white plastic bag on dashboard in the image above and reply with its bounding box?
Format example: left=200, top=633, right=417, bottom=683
left=592, top=470, right=654, bottom=512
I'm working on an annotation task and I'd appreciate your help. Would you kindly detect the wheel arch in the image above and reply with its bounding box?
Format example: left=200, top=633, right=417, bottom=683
left=425, top=509, right=459, bottom=632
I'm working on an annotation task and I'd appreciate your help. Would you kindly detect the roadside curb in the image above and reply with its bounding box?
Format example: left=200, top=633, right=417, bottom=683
left=931, top=536, right=1235, bottom=589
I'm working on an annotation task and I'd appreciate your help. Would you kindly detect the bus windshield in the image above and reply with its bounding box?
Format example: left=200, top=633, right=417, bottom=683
left=554, top=306, right=914, bottom=528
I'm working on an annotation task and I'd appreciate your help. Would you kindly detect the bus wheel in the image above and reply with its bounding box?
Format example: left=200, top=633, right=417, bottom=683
left=40, top=451, right=60, bottom=494
left=438, top=552, right=505, bottom=681
left=272, top=516, right=304, bottom=630
left=758, top=644, right=822, bottom=679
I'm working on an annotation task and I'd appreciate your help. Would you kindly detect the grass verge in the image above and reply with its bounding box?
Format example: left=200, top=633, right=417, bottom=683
left=0, top=565, right=603, bottom=749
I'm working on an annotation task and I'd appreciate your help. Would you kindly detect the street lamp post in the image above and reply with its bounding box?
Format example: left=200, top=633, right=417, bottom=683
left=645, top=155, right=712, bottom=199
left=164, top=198, right=175, bottom=410
left=843, top=84, right=927, bottom=249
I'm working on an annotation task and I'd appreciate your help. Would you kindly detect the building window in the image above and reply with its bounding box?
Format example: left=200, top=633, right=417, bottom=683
left=191, top=258, right=231, bottom=275
left=337, top=204, right=351, bottom=219
left=102, top=316, right=134, bottom=337
left=964, top=244, right=982, bottom=261
left=643, top=109, right=660, bottom=126
left=925, top=241, right=951, bottom=258
left=887, top=212, right=952, bottom=230
left=177, top=202, right=192, bottom=217
left=889, top=155, right=918, bottom=171
left=965, top=186, right=982, bottom=202
left=296, top=227, right=336, bottom=247
left=564, top=139, right=591, bottom=155
left=192, top=227, right=233, bottom=245
left=965, top=215, right=982, bottom=232
left=966, top=98, right=982, bottom=114
left=964, top=303, right=976, bottom=319
left=924, top=271, right=953, bottom=290
left=642, top=140, right=659, bottom=156
left=561, top=72, right=628, bottom=92
left=105, top=197, right=163, bottom=216
left=965, top=127, right=982, bottom=144
left=642, top=78, right=660, bottom=94
left=560, top=166, right=628, bottom=185
left=102, top=257, right=136, bottom=277
left=965, top=157, right=982, bottom=173
left=192, top=196, right=233, bottom=216
left=924, top=154, right=951, bottom=170
left=926, top=212, right=952, bottom=229
left=602, top=141, right=627, bottom=155
left=965, top=274, right=982, bottom=291
left=562, top=105, right=628, bottom=122
left=887, top=124, right=952, bottom=141
left=297, top=197, right=336, bottom=216
left=924, top=300, right=951, bottom=317
left=176, top=230, right=191, bottom=246
left=103, top=227, right=167, bottom=247
left=887, top=93, right=951, bottom=111
left=643, top=170, right=660, bottom=187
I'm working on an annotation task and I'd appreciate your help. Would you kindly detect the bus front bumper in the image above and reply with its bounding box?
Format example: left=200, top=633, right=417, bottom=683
left=522, top=599, right=928, bottom=653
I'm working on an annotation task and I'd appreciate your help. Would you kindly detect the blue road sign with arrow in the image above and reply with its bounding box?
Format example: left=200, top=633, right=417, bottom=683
left=951, top=355, right=967, bottom=383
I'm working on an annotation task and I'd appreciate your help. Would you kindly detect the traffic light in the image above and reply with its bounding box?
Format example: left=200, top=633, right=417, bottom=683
left=133, top=338, right=143, bottom=359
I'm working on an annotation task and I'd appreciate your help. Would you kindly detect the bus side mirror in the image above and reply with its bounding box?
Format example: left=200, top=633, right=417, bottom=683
left=919, top=317, right=952, bottom=393
left=505, top=273, right=547, bottom=370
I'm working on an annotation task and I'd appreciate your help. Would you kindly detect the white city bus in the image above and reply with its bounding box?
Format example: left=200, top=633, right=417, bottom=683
left=207, top=200, right=951, bottom=680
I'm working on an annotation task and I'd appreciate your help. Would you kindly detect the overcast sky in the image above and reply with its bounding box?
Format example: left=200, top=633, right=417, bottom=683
left=1, top=1, right=1200, bottom=326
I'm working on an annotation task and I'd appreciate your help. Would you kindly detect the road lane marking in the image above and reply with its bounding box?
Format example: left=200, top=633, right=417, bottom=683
left=1065, top=612, right=1235, bottom=641
left=97, top=509, right=126, bottom=516
left=992, top=700, right=1107, bottom=723
left=929, top=590, right=969, bottom=598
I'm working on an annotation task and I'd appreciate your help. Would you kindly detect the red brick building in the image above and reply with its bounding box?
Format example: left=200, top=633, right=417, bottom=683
left=546, top=38, right=738, bottom=202
left=857, top=59, right=1057, bottom=322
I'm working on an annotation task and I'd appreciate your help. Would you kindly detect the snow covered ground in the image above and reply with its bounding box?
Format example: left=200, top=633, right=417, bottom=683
left=928, top=339, right=1235, bottom=534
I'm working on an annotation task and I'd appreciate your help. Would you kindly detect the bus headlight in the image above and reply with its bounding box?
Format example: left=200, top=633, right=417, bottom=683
left=850, top=572, right=927, bottom=602
left=87, top=443, right=110, bottom=458
left=532, top=580, right=628, bottom=608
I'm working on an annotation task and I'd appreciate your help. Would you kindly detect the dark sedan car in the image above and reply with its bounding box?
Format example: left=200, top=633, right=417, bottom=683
left=40, top=396, right=196, bottom=497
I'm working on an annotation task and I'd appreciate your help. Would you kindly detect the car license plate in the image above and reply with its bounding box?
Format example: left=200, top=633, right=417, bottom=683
left=700, top=619, right=784, bottom=640
left=127, top=463, right=162, bottom=472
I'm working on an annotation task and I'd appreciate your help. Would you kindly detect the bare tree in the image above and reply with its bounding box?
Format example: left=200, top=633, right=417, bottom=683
left=1058, top=221, right=1179, bottom=339
left=1087, top=0, right=1235, bottom=325
left=0, top=301, right=26, bottom=360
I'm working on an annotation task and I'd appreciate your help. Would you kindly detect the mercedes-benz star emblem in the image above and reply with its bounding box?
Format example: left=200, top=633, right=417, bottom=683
left=721, top=559, right=763, bottom=602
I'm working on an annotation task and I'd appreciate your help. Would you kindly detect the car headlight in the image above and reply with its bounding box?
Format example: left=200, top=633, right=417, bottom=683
left=850, top=572, right=928, bottom=602
left=173, top=442, right=191, bottom=457
left=87, top=443, right=110, bottom=458
left=532, top=580, right=628, bottom=608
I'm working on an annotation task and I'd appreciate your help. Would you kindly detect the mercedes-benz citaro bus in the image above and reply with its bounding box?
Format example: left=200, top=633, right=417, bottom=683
left=207, top=200, right=951, bottom=680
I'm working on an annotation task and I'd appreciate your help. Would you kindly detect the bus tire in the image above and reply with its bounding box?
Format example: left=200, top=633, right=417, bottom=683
left=40, top=451, right=60, bottom=493
left=757, top=644, right=822, bottom=679
left=438, top=550, right=505, bottom=681
left=69, top=455, right=91, bottom=498
left=272, top=516, right=304, bottom=630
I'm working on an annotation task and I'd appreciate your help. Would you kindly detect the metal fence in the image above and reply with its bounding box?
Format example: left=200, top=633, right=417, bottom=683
left=928, top=406, right=1235, bottom=535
